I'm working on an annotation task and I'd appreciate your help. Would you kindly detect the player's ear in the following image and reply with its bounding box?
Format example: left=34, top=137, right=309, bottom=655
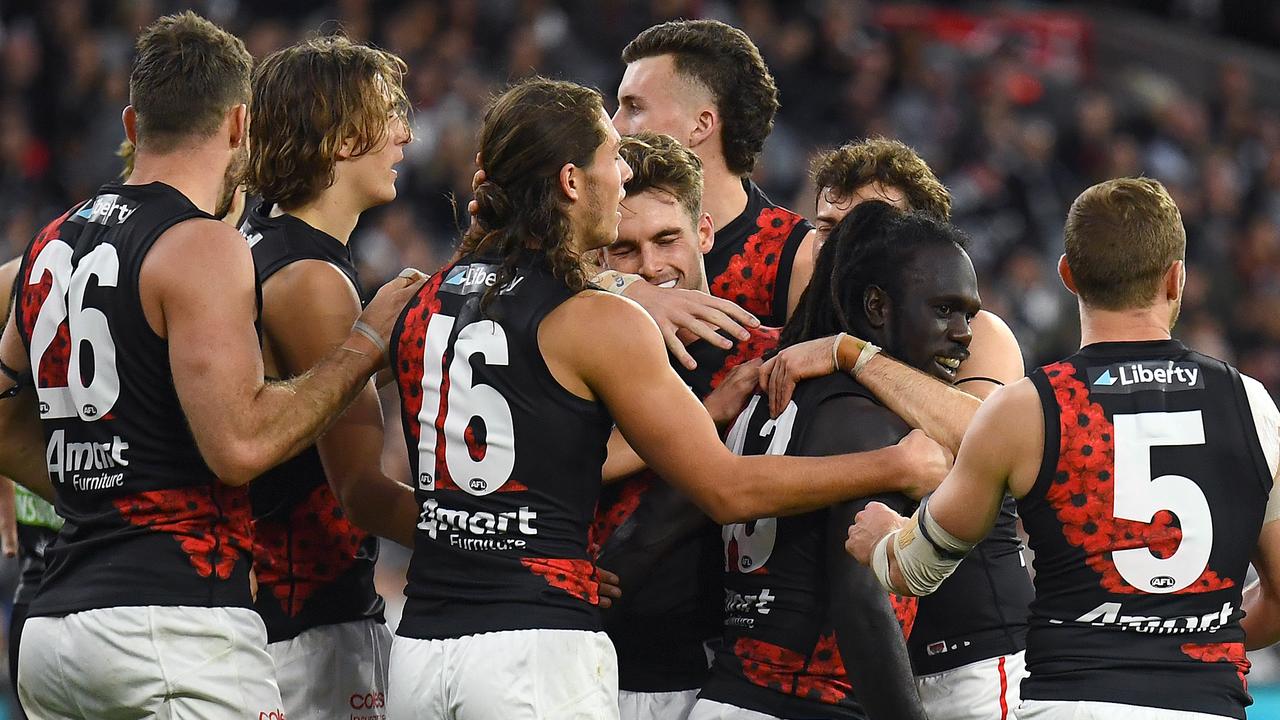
left=122, top=106, right=139, bottom=145
left=228, top=103, right=248, bottom=150
left=1166, top=259, right=1185, bottom=301
left=696, top=212, right=714, bottom=254
left=864, top=284, right=890, bottom=330
left=559, top=162, right=580, bottom=202
left=1057, top=254, right=1079, bottom=296
left=687, top=107, right=716, bottom=150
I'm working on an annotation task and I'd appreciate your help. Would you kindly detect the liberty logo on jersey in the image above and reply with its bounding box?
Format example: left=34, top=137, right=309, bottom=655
left=1089, top=361, right=1203, bottom=394
left=440, top=263, right=525, bottom=296
left=76, top=193, right=136, bottom=226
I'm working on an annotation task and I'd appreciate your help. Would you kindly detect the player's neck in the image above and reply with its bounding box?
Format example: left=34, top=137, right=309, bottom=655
left=284, top=189, right=363, bottom=245
left=1078, top=302, right=1174, bottom=347
left=700, top=162, right=749, bottom=233
left=125, top=148, right=227, bottom=217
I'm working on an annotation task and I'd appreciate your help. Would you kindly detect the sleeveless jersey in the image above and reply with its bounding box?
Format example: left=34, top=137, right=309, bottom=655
left=706, top=180, right=812, bottom=327
left=392, top=255, right=614, bottom=639
left=1021, top=339, right=1272, bottom=719
left=908, top=495, right=1032, bottom=674
left=591, top=325, right=779, bottom=692
left=700, top=374, right=917, bottom=719
left=241, top=203, right=385, bottom=643
left=13, top=486, right=61, bottom=606
left=14, top=182, right=253, bottom=616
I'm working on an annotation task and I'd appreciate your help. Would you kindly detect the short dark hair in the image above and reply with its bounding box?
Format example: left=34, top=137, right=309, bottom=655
left=462, top=77, right=607, bottom=308
left=781, top=201, right=970, bottom=349
left=1064, top=177, right=1186, bottom=310
left=811, top=137, right=952, bottom=221
left=620, top=131, right=704, bottom=223
left=248, top=35, right=410, bottom=209
left=129, top=11, right=252, bottom=153
left=622, top=20, right=778, bottom=176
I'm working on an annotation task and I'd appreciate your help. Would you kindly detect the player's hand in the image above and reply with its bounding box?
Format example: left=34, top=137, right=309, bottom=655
left=0, top=478, right=16, bottom=558
left=758, top=334, right=842, bottom=417
left=896, top=429, right=953, bottom=500
left=353, top=269, right=430, bottom=367
left=596, top=566, right=622, bottom=609
left=846, top=501, right=908, bottom=566
left=704, top=359, right=761, bottom=430
left=466, top=155, right=484, bottom=235
left=623, top=281, right=760, bottom=370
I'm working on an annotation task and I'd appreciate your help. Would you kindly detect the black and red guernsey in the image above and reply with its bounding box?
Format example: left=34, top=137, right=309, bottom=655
left=591, top=325, right=779, bottom=693
left=392, top=255, right=614, bottom=640
left=700, top=374, right=917, bottom=719
left=1022, top=339, right=1272, bottom=719
left=15, top=182, right=253, bottom=617
left=706, top=180, right=811, bottom=327
left=908, top=494, right=1032, bottom=675
left=242, top=203, right=384, bottom=643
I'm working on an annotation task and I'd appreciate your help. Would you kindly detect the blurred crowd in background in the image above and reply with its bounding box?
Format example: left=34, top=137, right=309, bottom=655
left=4, top=0, right=1280, bottom=391
left=3, top=0, right=1280, bottom=705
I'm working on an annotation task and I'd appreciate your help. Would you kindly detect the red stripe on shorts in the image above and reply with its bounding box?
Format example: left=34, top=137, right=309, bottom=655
left=997, top=655, right=1009, bottom=720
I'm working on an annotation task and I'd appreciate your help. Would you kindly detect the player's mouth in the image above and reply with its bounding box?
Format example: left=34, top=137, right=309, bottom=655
left=933, top=354, right=965, bottom=378
left=656, top=278, right=678, bottom=289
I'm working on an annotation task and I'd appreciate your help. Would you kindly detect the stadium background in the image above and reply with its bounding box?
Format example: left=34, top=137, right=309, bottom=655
left=2, top=0, right=1280, bottom=717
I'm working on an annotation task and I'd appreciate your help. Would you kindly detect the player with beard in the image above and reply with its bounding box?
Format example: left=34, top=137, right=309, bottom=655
left=606, top=19, right=815, bottom=346
left=762, top=138, right=1032, bottom=718
left=0, top=13, right=421, bottom=718
left=386, top=77, right=949, bottom=720
left=848, top=178, right=1280, bottom=720
left=690, top=201, right=975, bottom=720
left=0, top=130, right=251, bottom=719
left=240, top=35, right=417, bottom=717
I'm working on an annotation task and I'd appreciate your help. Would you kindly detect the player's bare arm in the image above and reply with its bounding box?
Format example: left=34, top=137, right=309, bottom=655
left=260, top=259, right=417, bottom=547
left=0, top=293, right=56, bottom=504
left=847, top=379, right=1042, bottom=595
left=784, top=228, right=816, bottom=321
left=1243, top=521, right=1280, bottom=650
left=145, top=217, right=423, bottom=486
left=543, top=291, right=949, bottom=523
left=759, top=309, right=1023, bottom=452
left=0, top=255, right=38, bottom=548
left=601, top=357, right=759, bottom=483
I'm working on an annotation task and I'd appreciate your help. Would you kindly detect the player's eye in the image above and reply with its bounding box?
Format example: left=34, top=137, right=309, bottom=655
left=936, top=304, right=953, bottom=317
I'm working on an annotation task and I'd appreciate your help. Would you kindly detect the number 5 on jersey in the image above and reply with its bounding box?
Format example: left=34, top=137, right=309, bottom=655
left=28, top=239, right=121, bottom=421
left=415, top=313, right=516, bottom=496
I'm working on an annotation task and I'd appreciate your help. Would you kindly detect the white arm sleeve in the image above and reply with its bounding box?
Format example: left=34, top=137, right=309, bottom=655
left=1241, top=373, right=1280, bottom=524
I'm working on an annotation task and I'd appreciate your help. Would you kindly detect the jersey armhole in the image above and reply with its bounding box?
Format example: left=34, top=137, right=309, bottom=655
left=1234, top=369, right=1280, bottom=521
left=1023, top=369, right=1062, bottom=508
left=768, top=219, right=813, bottom=325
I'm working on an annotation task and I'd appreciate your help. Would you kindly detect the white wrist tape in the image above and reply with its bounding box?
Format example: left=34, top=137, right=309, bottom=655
left=591, top=270, right=642, bottom=295
left=877, top=497, right=975, bottom=597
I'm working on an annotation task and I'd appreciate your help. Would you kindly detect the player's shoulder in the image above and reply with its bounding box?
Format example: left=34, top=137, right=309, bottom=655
left=262, top=258, right=359, bottom=308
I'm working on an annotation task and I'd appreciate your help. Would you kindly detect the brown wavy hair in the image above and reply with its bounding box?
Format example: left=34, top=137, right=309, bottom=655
left=130, top=11, right=252, bottom=154
left=620, top=131, right=704, bottom=222
left=461, top=77, right=608, bottom=308
left=247, top=34, right=409, bottom=210
left=622, top=20, right=778, bottom=176
left=811, top=137, right=952, bottom=221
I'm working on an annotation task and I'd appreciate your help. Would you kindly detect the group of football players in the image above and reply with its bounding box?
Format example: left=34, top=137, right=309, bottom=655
left=0, top=9, right=1276, bottom=720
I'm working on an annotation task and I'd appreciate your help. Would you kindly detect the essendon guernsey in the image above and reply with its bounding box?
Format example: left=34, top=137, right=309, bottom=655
left=242, top=203, right=384, bottom=643
left=706, top=180, right=811, bottom=327
left=1022, top=339, right=1274, bottom=719
left=15, top=182, right=253, bottom=616
left=700, top=374, right=917, bottom=719
left=591, top=325, right=779, bottom=692
left=392, top=255, right=613, bottom=639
